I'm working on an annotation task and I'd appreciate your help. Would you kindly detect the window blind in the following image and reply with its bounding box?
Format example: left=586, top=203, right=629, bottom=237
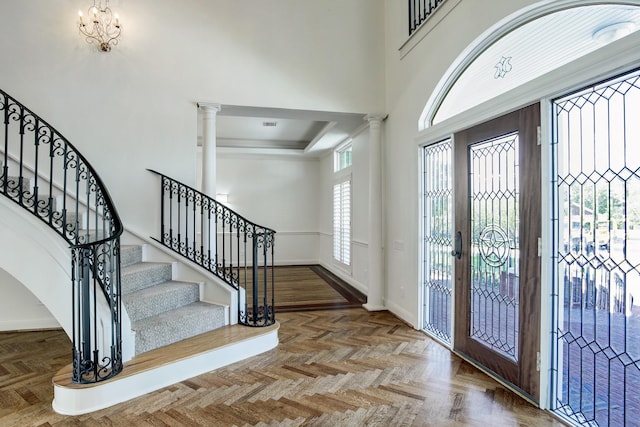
left=333, top=179, right=351, bottom=265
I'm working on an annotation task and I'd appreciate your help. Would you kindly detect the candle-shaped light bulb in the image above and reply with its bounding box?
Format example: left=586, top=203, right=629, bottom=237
left=92, top=7, right=98, bottom=18
left=78, top=10, right=84, bottom=24
left=114, top=13, right=120, bottom=27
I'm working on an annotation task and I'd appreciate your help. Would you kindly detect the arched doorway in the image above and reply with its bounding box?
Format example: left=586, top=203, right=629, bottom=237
left=419, top=2, right=640, bottom=425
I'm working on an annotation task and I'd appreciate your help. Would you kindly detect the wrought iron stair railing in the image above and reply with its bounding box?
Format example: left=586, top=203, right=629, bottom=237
left=148, top=169, right=276, bottom=327
left=0, top=89, right=123, bottom=384
left=409, top=0, right=446, bottom=35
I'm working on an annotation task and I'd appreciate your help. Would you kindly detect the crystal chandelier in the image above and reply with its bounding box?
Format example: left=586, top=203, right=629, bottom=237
left=78, top=0, right=121, bottom=52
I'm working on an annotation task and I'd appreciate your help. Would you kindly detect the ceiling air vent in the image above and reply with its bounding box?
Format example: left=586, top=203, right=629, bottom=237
left=262, top=121, right=277, bottom=127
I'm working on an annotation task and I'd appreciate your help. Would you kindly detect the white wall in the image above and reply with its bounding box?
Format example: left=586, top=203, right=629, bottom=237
left=0, top=0, right=385, bottom=234
left=381, top=0, right=540, bottom=326
left=216, top=152, right=320, bottom=265
left=0, top=0, right=384, bottom=321
left=0, top=268, right=58, bottom=331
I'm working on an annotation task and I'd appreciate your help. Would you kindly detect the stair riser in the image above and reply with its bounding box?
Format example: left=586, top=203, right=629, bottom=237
left=121, top=264, right=173, bottom=294
left=120, top=246, right=143, bottom=268
left=132, top=303, right=226, bottom=354
left=123, top=282, right=200, bottom=322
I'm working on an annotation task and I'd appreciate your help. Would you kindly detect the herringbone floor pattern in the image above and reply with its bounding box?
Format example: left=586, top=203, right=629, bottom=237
left=0, top=309, right=565, bottom=426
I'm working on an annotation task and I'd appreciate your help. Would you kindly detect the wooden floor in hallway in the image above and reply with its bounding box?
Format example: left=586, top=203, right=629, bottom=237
left=1, top=308, right=566, bottom=426
left=269, top=265, right=367, bottom=312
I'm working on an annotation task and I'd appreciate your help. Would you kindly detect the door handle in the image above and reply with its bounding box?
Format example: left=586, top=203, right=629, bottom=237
left=451, top=231, right=462, bottom=259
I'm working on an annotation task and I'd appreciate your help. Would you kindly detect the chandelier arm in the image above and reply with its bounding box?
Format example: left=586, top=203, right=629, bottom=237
left=77, top=1, right=121, bottom=52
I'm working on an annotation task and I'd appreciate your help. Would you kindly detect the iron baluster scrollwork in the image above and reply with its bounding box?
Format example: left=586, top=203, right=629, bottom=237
left=148, top=169, right=276, bottom=327
left=408, top=0, right=447, bottom=36
left=0, top=89, right=123, bottom=384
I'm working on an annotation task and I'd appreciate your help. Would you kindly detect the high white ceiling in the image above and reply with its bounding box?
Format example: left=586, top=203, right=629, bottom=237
left=198, top=105, right=367, bottom=155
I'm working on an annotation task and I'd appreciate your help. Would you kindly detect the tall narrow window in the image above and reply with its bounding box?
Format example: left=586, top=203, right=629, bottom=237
left=333, top=179, right=351, bottom=266
left=552, top=68, right=640, bottom=427
left=422, top=139, right=453, bottom=343
left=333, top=141, right=352, bottom=267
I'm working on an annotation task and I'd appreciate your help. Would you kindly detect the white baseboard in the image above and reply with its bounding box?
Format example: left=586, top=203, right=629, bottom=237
left=0, top=318, right=60, bottom=331
left=363, top=303, right=386, bottom=312
left=274, top=259, right=320, bottom=266
left=384, top=299, right=418, bottom=329
left=318, top=261, right=368, bottom=295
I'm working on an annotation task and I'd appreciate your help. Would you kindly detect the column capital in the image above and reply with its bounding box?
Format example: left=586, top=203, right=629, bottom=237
left=364, top=114, right=388, bottom=124
left=197, top=102, right=222, bottom=113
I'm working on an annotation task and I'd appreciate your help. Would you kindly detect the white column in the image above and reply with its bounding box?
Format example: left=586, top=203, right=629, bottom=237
left=363, top=114, right=386, bottom=311
left=198, top=102, right=221, bottom=259
left=198, top=102, right=221, bottom=197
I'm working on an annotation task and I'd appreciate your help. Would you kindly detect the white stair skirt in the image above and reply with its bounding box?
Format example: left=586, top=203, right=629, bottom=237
left=52, top=322, right=279, bottom=415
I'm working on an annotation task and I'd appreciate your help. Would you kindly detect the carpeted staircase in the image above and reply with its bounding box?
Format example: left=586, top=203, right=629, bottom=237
left=1, top=160, right=227, bottom=356
left=120, top=245, right=227, bottom=355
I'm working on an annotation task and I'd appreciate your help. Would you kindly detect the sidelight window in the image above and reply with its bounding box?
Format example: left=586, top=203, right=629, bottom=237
left=552, top=68, right=640, bottom=427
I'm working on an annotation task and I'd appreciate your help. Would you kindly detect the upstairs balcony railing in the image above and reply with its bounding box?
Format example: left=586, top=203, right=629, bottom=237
left=409, top=0, right=446, bottom=35
left=148, top=170, right=276, bottom=327
left=0, top=89, right=123, bottom=384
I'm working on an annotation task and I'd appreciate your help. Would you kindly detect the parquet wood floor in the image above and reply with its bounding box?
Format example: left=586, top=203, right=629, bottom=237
left=270, top=266, right=366, bottom=312
left=1, top=309, right=566, bottom=426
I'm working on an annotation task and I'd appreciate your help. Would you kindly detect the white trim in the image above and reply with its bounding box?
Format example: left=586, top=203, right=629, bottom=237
left=0, top=318, right=60, bottom=331
left=352, top=239, right=368, bottom=248
left=276, top=230, right=320, bottom=237
left=196, top=101, right=222, bottom=112
left=318, top=260, right=367, bottom=295
left=399, top=0, right=464, bottom=59
left=274, top=259, right=319, bottom=266
left=52, top=325, right=278, bottom=415
left=416, top=29, right=640, bottom=148
left=417, top=145, right=425, bottom=333
left=217, top=146, right=316, bottom=159
left=418, top=0, right=640, bottom=131
left=304, top=121, right=338, bottom=154
left=538, top=98, right=553, bottom=410
left=385, top=298, right=418, bottom=329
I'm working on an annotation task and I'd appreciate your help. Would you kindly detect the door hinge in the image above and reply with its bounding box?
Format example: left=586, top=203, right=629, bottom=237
left=536, top=351, right=541, bottom=372
left=538, top=237, right=542, bottom=257
left=537, top=126, right=541, bottom=146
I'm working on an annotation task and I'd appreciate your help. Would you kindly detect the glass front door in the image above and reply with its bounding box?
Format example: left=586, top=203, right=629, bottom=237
left=453, top=104, right=541, bottom=400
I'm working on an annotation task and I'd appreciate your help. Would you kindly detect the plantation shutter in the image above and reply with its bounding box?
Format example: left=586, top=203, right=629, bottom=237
left=333, top=179, right=351, bottom=265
